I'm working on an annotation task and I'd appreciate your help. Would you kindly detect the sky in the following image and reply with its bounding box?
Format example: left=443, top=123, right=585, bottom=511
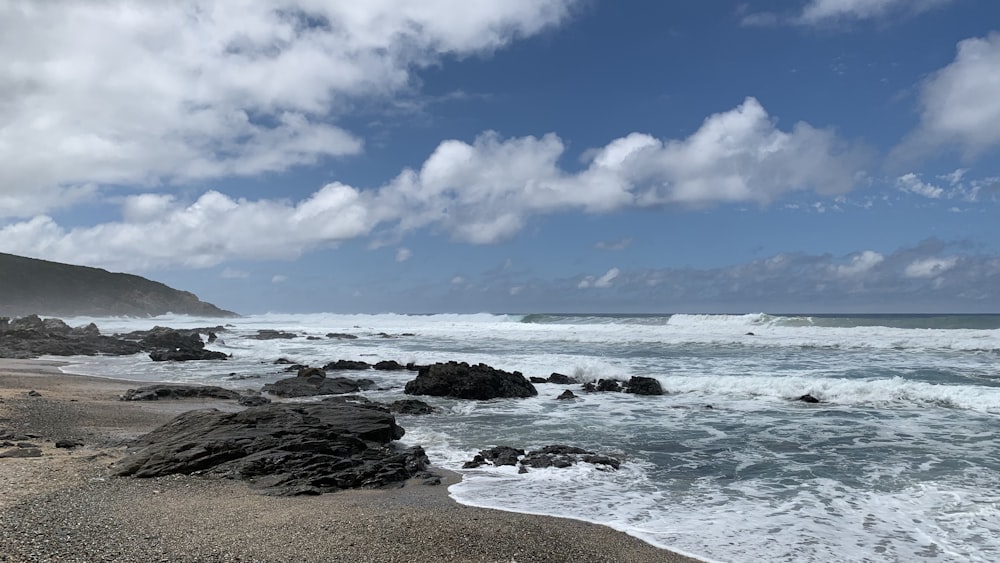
left=1, top=0, right=999, bottom=314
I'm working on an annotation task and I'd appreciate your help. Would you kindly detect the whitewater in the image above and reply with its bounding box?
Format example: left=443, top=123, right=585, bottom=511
left=55, top=312, right=1000, bottom=563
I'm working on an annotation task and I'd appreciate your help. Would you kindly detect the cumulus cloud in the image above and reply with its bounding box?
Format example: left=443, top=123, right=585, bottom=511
left=374, top=97, right=869, bottom=243
left=0, top=96, right=871, bottom=271
left=0, top=187, right=373, bottom=270
left=743, top=0, right=957, bottom=27
left=896, top=33, right=1000, bottom=160
left=897, top=173, right=944, bottom=199
left=904, top=256, right=959, bottom=278
left=833, top=250, right=885, bottom=277
left=579, top=267, right=620, bottom=289
left=395, top=248, right=413, bottom=262
left=0, top=0, right=577, bottom=218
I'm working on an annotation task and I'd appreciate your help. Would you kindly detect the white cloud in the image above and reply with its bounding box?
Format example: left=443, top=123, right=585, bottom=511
left=897, top=33, right=1000, bottom=160
left=0, top=187, right=374, bottom=270
left=272, top=275, right=288, bottom=284
left=904, top=257, right=959, bottom=278
left=451, top=276, right=466, bottom=285
left=939, top=168, right=968, bottom=186
left=833, top=250, right=884, bottom=277
left=743, top=0, right=957, bottom=27
left=896, top=173, right=944, bottom=199
left=797, top=0, right=955, bottom=24
left=395, top=247, right=412, bottom=262
left=0, top=0, right=577, bottom=218
left=375, top=97, right=869, bottom=243
left=579, top=267, right=620, bottom=289
left=0, top=97, right=871, bottom=271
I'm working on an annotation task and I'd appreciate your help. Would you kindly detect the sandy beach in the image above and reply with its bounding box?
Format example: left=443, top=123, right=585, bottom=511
left=0, top=359, right=703, bottom=563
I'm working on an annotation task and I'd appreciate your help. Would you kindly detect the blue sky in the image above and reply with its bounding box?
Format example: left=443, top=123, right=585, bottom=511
left=1, top=0, right=999, bottom=314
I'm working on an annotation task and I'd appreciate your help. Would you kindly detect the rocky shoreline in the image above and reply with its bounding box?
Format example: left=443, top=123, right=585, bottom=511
left=0, top=355, right=703, bottom=562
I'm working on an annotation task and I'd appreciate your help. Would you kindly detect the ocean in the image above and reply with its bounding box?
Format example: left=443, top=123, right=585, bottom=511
left=55, top=312, right=1000, bottom=563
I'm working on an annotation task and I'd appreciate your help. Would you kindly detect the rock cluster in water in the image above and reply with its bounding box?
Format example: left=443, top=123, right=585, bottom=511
left=404, top=361, right=538, bottom=400
left=462, top=444, right=621, bottom=473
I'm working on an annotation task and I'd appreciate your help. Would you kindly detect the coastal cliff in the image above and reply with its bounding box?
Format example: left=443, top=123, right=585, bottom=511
left=0, top=253, right=237, bottom=318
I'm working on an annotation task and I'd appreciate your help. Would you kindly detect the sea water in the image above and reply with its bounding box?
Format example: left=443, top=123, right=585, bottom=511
left=55, top=312, right=1000, bottom=563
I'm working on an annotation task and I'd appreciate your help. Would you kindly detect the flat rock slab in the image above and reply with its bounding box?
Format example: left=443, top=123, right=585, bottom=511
left=119, top=384, right=242, bottom=401
left=114, top=402, right=429, bottom=496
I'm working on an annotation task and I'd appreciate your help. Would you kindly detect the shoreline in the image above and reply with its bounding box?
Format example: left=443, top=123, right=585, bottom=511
left=1, top=358, right=705, bottom=562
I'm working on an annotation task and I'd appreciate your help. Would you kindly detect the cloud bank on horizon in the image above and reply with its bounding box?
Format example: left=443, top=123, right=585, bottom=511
left=1, top=0, right=998, bottom=313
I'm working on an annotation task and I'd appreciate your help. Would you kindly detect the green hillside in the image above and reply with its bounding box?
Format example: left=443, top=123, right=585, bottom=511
left=0, top=253, right=237, bottom=318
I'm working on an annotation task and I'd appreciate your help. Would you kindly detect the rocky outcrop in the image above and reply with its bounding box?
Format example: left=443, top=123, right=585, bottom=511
left=403, top=361, right=537, bottom=400
left=262, top=367, right=375, bottom=398
left=323, top=360, right=372, bottom=371
left=462, top=444, right=620, bottom=472
left=252, top=330, right=297, bottom=340
left=623, top=376, right=664, bottom=396
left=119, top=384, right=242, bottom=401
left=0, top=252, right=237, bottom=318
left=546, top=373, right=579, bottom=384
left=582, top=376, right=664, bottom=395
left=114, top=402, right=431, bottom=496
left=387, top=399, right=437, bottom=415
left=0, top=315, right=143, bottom=358
left=121, top=326, right=229, bottom=362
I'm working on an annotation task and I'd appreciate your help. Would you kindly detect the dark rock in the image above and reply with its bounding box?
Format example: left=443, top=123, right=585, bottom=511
left=326, top=333, right=358, bottom=340
left=0, top=315, right=144, bottom=358
left=70, top=323, right=101, bottom=338
left=581, top=454, right=622, bottom=470
left=480, top=446, right=524, bottom=466
left=114, top=402, right=427, bottom=495
left=745, top=332, right=755, bottom=336
left=149, top=349, right=229, bottom=361
left=624, top=376, right=664, bottom=396
left=55, top=439, right=84, bottom=449
left=519, top=445, right=620, bottom=472
left=120, top=384, right=242, bottom=401
left=128, top=326, right=228, bottom=362
left=547, top=373, right=578, bottom=385
left=262, top=376, right=375, bottom=398
left=373, top=360, right=407, bottom=371
left=274, top=358, right=297, bottom=365
left=297, top=367, right=326, bottom=379
left=403, top=361, right=537, bottom=400
left=26, top=390, right=42, bottom=397
left=463, top=454, right=487, bottom=469
left=388, top=399, right=436, bottom=415
left=585, top=379, right=623, bottom=393
left=252, top=329, right=297, bottom=340
left=207, top=331, right=218, bottom=343
left=556, top=390, right=577, bottom=400
left=323, top=360, right=371, bottom=371
left=238, top=395, right=271, bottom=407
left=797, top=394, right=821, bottom=403
left=529, top=377, right=547, bottom=384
